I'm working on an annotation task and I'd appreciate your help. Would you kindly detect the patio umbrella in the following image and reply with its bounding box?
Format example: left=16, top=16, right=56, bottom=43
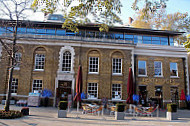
left=74, top=65, right=83, bottom=112
left=126, top=67, right=134, bottom=104
left=180, top=89, right=186, bottom=101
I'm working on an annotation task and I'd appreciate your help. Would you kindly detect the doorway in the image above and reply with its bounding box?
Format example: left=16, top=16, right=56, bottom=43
left=56, top=81, right=72, bottom=105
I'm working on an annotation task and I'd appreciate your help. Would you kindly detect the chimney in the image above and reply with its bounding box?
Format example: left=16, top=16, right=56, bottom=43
left=129, top=17, right=133, bottom=24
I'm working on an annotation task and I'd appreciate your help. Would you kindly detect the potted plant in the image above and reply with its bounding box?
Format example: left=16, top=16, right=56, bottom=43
left=166, top=103, right=178, bottom=120
left=115, top=103, right=125, bottom=120
left=58, top=101, right=68, bottom=118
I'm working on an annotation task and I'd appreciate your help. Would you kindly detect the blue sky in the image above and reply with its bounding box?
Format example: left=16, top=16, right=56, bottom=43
left=26, top=0, right=190, bottom=23
left=120, top=0, right=190, bottom=24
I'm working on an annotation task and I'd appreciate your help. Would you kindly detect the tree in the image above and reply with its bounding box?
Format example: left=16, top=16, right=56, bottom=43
left=132, top=9, right=190, bottom=45
left=0, top=0, right=32, bottom=112
left=184, top=34, right=190, bottom=51
left=31, top=0, right=168, bottom=32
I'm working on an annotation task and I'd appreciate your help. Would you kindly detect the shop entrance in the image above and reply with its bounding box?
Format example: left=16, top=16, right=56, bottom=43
left=139, top=86, right=147, bottom=106
left=56, top=81, right=72, bottom=105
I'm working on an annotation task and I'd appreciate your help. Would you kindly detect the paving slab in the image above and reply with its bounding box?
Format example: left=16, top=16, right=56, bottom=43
left=0, top=105, right=190, bottom=126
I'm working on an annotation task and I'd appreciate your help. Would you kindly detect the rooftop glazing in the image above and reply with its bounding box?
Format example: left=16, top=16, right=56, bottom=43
left=0, top=26, right=174, bottom=46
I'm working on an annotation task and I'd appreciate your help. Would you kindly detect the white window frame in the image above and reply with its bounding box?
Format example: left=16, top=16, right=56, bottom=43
left=170, top=62, right=178, bottom=77
left=154, top=61, right=163, bottom=77
left=34, top=54, right=45, bottom=71
left=11, top=78, right=18, bottom=95
left=62, top=51, right=72, bottom=72
left=138, top=60, right=147, bottom=76
left=14, top=52, right=22, bottom=70
left=32, top=80, right=43, bottom=93
left=112, top=58, right=122, bottom=75
left=112, top=84, right=122, bottom=100
left=89, top=57, right=99, bottom=74
left=87, top=83, right=98, bottom=99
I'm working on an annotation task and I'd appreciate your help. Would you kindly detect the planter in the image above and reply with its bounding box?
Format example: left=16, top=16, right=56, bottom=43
left=58, top=110, right=67, bottom=118
left=115, top=112, right=125, bottom=120
left=167, top=112, right=178, bottom=120
left=21, top=107, right=29, bottom=116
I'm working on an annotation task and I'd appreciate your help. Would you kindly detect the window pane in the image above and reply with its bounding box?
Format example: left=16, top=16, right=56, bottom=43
left=143, top=36, right=152, bottom=44
left=89, top=57, right=99, bottom=73
left=134, top=35, right=142, bottom=44
left=138, top=61, right=146, bottom=75
left=152, top=37, right=160, bottom=45
left=125, top=34, right=133, bottom=41
left=88, top=83, right=98, bottom=99
left=160, top=37, right=168, bottom=45
left=170, top=37, right=174, bottom=46
left=62, top=51, right=71, bottom=72
left=170, top=62, right=178, bottom=76
left=35, top=54, right=45, bottom=70
left=115, top=33, right=124, bottom=40
left=112, top=58, right=122, bottom=74
left=112, top=84, right=121, bottom=99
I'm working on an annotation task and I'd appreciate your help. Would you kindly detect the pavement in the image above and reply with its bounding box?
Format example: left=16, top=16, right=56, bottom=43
left=0, top=105, right=190, bottom=126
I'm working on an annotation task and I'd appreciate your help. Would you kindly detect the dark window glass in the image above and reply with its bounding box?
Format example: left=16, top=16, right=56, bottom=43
left=105, top=33, right=115, bottom=39
left=96, top=32, right=104, bottom=38
left=86, top=31, right=95, bottom=38
left=115, top=33, right=124, bottom=40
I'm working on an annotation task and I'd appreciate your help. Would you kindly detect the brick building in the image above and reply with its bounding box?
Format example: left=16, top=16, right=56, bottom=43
left=0, top=19, right=189, bottom=106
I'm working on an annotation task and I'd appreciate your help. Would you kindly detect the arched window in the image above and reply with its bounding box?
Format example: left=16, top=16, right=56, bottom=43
left=62, top=51, right=71, bottom=72
left=34, top=47, right=46, bottom=71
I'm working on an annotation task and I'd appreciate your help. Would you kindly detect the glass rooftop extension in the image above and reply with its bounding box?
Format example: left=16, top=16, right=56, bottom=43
left=0, top=19, right=180, bottom=46
left=0, top=26, right=175, bottom=46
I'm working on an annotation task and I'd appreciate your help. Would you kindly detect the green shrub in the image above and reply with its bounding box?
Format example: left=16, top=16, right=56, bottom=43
left=116, top=104, right=125, bottom=112
left=58, top=101, right=68, bottom=110
left=167, top=103, right=177, bottom=112
left=0, top=110, right=22, bottom=119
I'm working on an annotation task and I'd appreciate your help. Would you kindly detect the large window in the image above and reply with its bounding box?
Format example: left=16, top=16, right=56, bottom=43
left=34, top=54, right=45, bottom=70
left=15, top=52, right=22, bottom=68
left=87, top=83, right=98, bottom=99
left=11, top=78, right=18, bottom=94
left=112, top=84, right=122, bottom=100
left=170, top=62, right=178, bottom=77
left=62, top=51, right=71, bottom=72
left=154, top=61, right=162, bottom=76
left=33, top=80, right=43, bottom=93
left=89, top=57, right=99, bottom=73
left=138, top=61, right=147, bottom=76
left=112, top=58, right=122, bottom=74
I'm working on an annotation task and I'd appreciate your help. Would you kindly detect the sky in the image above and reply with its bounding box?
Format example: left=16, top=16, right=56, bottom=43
left=120, top=0, right=190, bottom=24
left=2, top=0, right=190, bottom=24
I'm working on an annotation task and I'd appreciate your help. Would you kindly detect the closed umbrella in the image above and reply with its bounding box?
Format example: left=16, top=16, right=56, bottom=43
left=74, top=65, right=83, bottom=112
left=126, top=68, right=134, bottom=104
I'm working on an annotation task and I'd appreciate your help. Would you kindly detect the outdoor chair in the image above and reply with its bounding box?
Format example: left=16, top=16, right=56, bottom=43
left=82, top=105, right=92, bottom=114
left=95, top=105, right=103, bottom=116
left=110, top=106, right=116, bottom=115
